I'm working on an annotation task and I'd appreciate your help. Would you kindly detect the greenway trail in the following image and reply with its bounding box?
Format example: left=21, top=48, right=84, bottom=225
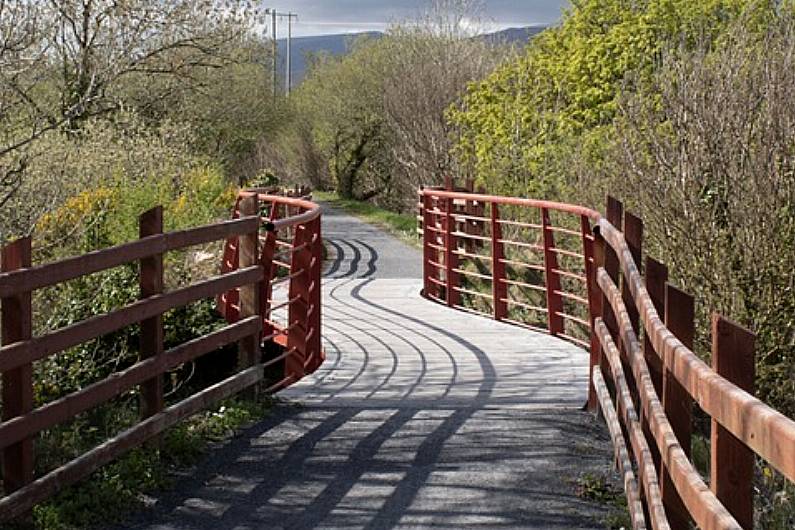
left=118, top=205, right=614, bottom=529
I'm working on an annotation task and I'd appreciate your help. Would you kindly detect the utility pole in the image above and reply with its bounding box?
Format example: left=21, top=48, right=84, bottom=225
left=263, top=9, right=298, bottom=97
left=264, top=8, right=278, bottom=99
left=284, top=12, right=298, bottom=96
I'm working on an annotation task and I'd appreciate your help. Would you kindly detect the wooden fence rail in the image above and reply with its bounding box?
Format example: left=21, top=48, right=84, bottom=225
left=0, top=191, right=322, bottom=521
left=419, top=188, right=795, bottom=530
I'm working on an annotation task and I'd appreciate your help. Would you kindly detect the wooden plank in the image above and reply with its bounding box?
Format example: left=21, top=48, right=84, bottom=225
left=710, top=315, right=755, bottom=530
left=0, top=217, right=259, bottom=298
left=597, top=217, right=795, bottom=484
left=0, top=365, right=263, bottom=523
left=1, top=237, right=34, bottom=494
left=596, top=268, right=742, bottom=530
left=0, top=267, right=263, bottom=373
left=592, top=369, right=647, bottom=530
left=661, top=283, right=693, bottom=530
left=0, top=318, right=260, bottom=450
left=595, top=318, right=669, bottom=530
left=139, top=206, right=165, bottom=419
left=541, top=208, right=564, bottom=336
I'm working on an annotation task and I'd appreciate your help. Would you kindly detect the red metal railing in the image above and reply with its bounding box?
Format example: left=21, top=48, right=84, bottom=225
left=0, top=191, right=322, bottom=521
left=419, top=188, right=795, bottom=530
left=217, top=190, right=324, bottom=389
left=419, top=188, right=599, bottom=349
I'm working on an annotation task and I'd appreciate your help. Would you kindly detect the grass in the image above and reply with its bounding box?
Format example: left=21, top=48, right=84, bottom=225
left=8, top=394, right=277, bottom=530
left=575, top=472, right=632, bottom=529
left=313, top=191, right=420, bottom=247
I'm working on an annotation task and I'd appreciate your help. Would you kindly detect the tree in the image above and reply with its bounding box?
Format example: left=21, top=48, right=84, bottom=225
left=0, top=0, right=261, bottom=209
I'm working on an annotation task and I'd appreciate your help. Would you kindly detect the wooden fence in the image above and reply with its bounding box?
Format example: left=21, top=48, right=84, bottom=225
left=0, top=191, right=322, bottom=521
left=419, top=188, right=795, bottom=530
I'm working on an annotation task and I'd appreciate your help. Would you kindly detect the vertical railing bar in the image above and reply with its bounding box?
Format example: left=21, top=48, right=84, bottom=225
left=491, top=202, right=507, bottom=320
left=541, top=207, right=564, bottom=335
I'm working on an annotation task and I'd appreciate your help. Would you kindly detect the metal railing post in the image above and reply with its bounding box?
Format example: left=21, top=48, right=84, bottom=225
left=139, top=207, right=165, bottom=419
left=444, top=196, right=459, bottom=307
left=541, top=208, right=564, bottom=335
left=491, top=203, right=507, bottom=320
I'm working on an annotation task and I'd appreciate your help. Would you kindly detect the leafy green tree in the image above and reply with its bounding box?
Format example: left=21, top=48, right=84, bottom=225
left=449, top=0, right=773, bottom=198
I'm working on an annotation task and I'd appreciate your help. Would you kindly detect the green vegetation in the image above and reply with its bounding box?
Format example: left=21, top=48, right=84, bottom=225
left=8, top=396, right=277, bottom=530
left=313, top=191, right=420, bottom=246
left=576, top=472, right=631, bottom=529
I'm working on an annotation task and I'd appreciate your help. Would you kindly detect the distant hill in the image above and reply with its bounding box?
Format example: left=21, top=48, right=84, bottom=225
left=276, top=25, right=546, bottom=86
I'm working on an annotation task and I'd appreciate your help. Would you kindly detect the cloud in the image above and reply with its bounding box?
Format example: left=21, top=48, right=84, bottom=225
left=265, top=1, right=569, bottom=37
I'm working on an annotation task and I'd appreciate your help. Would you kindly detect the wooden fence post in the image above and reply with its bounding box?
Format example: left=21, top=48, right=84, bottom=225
left=622, top=212, right=643, bottom=335
left=491, top=203, right=507, bottom=320
left=603, top=196, right=623, bottom=347
left=661, top=283, right=694, bottom=530
left=444, top=196, right=460, bottom=307
left=586, top=223, right=605, bottom=412
left=644, top=257, right=668, bottom=395
left=139, top=206, right=164, bottom=419
left=1, top=237, right=34, bottom=494
left=237, top=195, right=261, bottom=371
left=711, top=314, right=755, bottom=530
left=541, top=208, right=564, bottom=335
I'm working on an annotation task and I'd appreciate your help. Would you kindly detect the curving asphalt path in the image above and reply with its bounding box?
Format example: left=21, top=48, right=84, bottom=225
left=115, top=203, right=614, bottom=530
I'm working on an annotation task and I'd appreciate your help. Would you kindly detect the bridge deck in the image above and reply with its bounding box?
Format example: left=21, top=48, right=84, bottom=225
left=119, top=205, right=614, bottom=529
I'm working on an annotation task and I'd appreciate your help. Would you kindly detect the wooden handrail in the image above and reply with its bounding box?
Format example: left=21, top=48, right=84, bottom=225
left=0, top=191, right=323, bottom=521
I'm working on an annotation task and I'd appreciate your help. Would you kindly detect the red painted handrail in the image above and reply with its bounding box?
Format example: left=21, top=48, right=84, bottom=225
left=419, top=188, right=795, bottom=530
left=217, top=190, right=324, bottom=389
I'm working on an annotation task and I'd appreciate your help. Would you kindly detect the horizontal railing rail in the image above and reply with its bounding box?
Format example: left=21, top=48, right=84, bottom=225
left=0, top=191, right=323, bottom=521
left=419, top=188, right=795, bottom=530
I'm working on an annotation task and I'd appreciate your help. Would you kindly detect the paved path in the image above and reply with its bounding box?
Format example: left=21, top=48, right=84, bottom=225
left=117, top=204, right=613, bottom=529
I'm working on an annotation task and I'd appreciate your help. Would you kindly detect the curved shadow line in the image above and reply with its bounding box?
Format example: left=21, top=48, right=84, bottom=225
left=338, top=240, right=361, bottom=278
left=328, top=288, right=469, bottom=402
left=355, top=239, right=378, bottom=278
left=324, top=239, right=345, bottom=277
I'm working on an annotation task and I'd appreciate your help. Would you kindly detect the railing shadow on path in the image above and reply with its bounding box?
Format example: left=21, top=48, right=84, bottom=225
left=115, top=204, right=612, bottom=529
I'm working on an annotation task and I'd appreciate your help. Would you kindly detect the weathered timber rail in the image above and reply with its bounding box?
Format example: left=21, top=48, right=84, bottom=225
left=0, top=191, right=322, bottom=521
left=419, top=188, right=795, bottom=530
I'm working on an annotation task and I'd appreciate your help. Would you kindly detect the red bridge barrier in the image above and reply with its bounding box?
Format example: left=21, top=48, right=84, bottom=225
left=0, top=190, right=322, bottom=521
left=419, top=188, right=795, bottom=530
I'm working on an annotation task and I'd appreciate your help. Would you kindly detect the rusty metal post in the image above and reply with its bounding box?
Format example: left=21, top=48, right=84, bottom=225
left=1, top=237, right=34, bottom=494
left=237, top=195, right=261, bottom=371
left=661, top=283, right=694, bottom=530
left=287, top=223, right=312, bottom=379
left=541, top=208, right=564, bottom=335
left=444, top=196, right=459, bottom=307
left=139, top=206, right=165, bottom=419
left=491, top=203, right=507, bottom=320
left=307, top=217, right=323, bottom=372
left=422, top=193, right=434, bottom=298
left=711, top=314, right=755, bottom=530
left=260, top=203, right=279, bottom=340
left=644, top=257, right=668, bottom=395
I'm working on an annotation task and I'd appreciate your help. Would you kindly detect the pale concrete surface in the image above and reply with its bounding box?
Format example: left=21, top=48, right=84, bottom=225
left=114, top=203, right=614, bottom=530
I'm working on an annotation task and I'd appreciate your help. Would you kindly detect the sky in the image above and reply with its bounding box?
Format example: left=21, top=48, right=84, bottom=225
left=265, top=1, right=570, bottom=38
